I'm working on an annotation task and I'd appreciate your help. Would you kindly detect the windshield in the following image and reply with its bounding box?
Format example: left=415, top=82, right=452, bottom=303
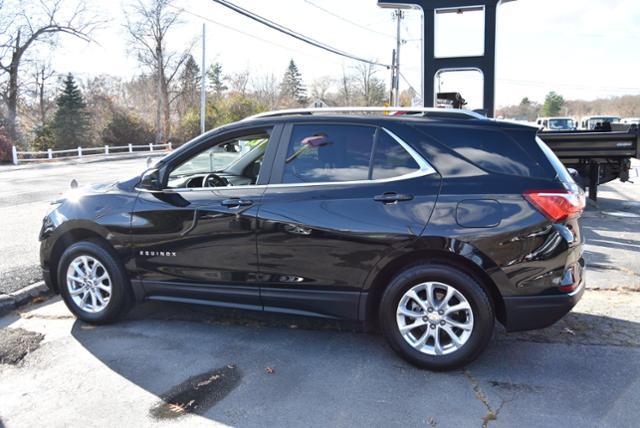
left=587, top=117, right=620, bottom=128
left=548, top=119, right=574, bottom=130
left=171, top=138, right=268, bottom=176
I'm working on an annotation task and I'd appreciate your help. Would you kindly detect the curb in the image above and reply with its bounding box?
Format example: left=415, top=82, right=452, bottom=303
left=0, top=281, right=51, bottom=317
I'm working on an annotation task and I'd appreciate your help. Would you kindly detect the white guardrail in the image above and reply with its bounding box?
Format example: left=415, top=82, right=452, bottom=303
left=11, top=142, right=172, bottom=165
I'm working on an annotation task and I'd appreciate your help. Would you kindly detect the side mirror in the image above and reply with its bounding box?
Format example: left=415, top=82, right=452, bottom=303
left=138, top=168, right=162, bottom=191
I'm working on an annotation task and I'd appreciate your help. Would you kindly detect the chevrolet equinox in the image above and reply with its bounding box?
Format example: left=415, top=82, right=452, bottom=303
left=40, top=108, right=586, bottom=370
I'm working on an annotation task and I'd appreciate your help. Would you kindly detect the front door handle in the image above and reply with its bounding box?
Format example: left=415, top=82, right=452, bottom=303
left=221, top=199, right=253, bottom=208
left=374, top=192, right=414, bottom=204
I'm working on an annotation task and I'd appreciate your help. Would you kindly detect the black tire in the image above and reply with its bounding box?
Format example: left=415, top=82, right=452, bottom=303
left=379, top=263, right=494, bottom=371
left=57, top=240, right=132, bottom=324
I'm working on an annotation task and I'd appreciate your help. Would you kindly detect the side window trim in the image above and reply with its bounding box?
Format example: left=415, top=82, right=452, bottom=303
left=268, top=123, right=436, bottom=188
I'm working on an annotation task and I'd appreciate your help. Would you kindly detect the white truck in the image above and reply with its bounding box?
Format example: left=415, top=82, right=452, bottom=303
left=536, top=117, right=576, bottom=131
left=579, top=116, right=621, bottom=130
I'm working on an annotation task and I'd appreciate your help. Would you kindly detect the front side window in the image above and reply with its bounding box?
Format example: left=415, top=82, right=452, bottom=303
left=168, top=133, right=269, bottom=188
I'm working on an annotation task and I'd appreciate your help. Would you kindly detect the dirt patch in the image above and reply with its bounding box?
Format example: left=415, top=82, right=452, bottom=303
left=0, top=328, right=44, bottom=365
left=149, top=364, right=241, bottom=420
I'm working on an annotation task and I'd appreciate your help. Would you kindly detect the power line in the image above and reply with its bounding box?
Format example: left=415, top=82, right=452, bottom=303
left=168, top=4, right=349, bottom=67
left=209, top=0, right=391, bottom=69
left=399, top=71, right=422, bottom=101
left=302, top=0, right=396, bottom=40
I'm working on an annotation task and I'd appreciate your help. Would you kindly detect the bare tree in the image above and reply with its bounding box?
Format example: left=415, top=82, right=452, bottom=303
left=251, top=72, right=279, bottom=109
left=29, top=62, right=55, bottom=127
left=0, top=0, right=99, bottom=144
left=124, top=0, right=190, bottom=143
left=226, top=70, right=250, bottom=96
left=338, top=67, right=355, bottom=106
left=353, top=63, right=387, bottom=106
left=310, top=76, right=333, bottom=101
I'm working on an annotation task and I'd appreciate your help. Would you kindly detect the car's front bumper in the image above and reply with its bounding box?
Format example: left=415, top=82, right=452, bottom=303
left=502, top=265, right=586, bottom=332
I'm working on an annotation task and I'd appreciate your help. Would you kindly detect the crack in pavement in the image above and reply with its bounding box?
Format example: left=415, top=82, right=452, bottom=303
left=463, top=369, right=511, bottom=428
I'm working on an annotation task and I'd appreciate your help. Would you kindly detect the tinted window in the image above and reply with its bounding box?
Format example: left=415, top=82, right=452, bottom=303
left=536, top=137, right=575, bottom=185
left=372, top=131, right=420, bottom=179
left=283, top=125, right=374, bottom=183
left=424, top=126, right=533, bottom=176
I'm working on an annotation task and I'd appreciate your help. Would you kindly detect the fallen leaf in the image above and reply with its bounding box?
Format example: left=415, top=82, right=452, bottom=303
left=196, top=374, right=221, bottom=388
left=167, top=403, right=186, bottom=413
left=265, top=366, right=275, bottom=374
left=31, top=296, right=47, bottom=304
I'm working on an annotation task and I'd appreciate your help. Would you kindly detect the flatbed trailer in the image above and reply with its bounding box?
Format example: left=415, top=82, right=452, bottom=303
left=538, top=125, right=640, bottom=201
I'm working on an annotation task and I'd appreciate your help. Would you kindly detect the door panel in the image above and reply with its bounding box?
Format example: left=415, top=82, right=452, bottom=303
left=130, top=124, right=280, bottom=307
left=132, top=187, right=266, bottom=305
left=257, top=177, right=440, bottom=292
left=256, top=121, right=442, bottom=319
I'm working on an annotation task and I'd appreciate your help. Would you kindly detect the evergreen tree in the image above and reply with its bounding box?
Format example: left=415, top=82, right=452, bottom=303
left=280, top=59, right=307, bottom=105
left=52, top=73, right=91, bottom=149
left=207, top=63, right=227, bottom=97
left=177, top=55, right=201, bottom=118
left=541, top=91, right=565, bottom=117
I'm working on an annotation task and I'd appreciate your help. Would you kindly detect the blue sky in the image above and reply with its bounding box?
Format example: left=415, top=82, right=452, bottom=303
left=47, top=0, right=640, bottom=108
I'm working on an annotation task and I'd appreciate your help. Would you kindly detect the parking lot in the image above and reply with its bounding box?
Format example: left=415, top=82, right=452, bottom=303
left=1, top=159, right=639, bottom=427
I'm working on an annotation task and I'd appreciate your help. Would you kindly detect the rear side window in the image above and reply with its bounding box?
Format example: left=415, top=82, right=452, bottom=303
left=282, top=124, right=423, bottom=184
left=372, top=131, right=420, bottom=179
left=423, top=126, right=535, bottom=176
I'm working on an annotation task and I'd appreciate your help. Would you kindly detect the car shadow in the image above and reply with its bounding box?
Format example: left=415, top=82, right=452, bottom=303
left=70, top=301, right=640, bottom=424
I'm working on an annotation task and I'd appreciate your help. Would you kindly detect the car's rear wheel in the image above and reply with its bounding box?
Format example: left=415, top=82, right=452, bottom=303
left=57, top=240, right=131, bottom=324
left=379, top=263, right=494, bottom=371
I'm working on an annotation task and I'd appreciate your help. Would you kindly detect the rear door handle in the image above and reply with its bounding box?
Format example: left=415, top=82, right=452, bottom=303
left=221, top=199, right=253, bottom=208
left=374, top=192, right=414, bottom=203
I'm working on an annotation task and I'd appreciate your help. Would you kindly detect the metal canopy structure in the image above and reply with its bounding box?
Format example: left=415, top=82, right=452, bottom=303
left=378, top=0, right=515, bottom=117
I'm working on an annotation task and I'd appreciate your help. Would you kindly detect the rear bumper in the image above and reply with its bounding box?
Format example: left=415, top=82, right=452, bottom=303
left=502, top=276, right=585, bottom=332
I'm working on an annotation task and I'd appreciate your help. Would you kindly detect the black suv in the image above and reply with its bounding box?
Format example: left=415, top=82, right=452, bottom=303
left=40, top=108, right=586, bottom=370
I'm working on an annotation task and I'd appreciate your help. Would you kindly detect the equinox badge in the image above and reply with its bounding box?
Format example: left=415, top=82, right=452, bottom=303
left=139, top=250, right=177, bottom=257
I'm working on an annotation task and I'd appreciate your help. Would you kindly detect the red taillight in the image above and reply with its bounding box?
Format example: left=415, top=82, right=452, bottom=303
left=523, top=190, right=585, bottom=222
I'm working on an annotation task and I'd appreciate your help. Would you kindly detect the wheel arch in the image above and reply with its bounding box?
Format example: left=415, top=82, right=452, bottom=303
left=361, top=248, right=506, bottom=330
left=46, top=227, right=117, bottom=293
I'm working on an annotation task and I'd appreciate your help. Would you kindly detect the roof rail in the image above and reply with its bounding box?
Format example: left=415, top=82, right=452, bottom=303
left=244, top=107, right=487, bottom=121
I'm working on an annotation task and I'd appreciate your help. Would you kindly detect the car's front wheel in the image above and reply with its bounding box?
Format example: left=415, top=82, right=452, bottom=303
left=57, top=240, right=131, bottom=324
left=379, top=263, right=494, bottom=371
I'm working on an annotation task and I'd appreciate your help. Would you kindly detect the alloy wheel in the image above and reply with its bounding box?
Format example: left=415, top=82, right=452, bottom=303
left=396, top=282, right=474, bottom=355
left=66, top=255, right=112, bottom=313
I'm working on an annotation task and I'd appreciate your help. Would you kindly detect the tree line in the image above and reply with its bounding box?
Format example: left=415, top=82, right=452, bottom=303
left=0, top=0, right=392, bottom=162
left=497, top=91, right=640, bottom=121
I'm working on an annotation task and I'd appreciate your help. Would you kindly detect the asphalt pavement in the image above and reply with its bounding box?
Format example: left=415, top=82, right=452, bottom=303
left=0, top=289, right=639, bottom=427
left=0, top=157, right=159, bottom=293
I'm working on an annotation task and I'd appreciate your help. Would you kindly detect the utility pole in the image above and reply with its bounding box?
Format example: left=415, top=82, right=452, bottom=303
left=200, top=23, right=206, bottom=134
left=392, top=9, right=404, bottom=106
left=389, top=49, right=396, bottom=104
